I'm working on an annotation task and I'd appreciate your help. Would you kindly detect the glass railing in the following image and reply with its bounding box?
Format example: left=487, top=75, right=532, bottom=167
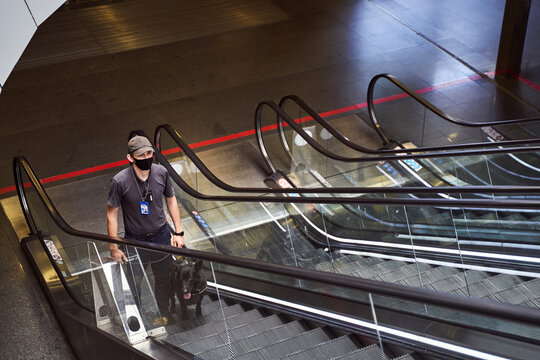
left=14, top=156, right=540, bottom=359
left=257, top=99, right=540, bottom=240
left=267, top=100, right=540, bottom=187
left=366, top=73, right=540, bottom=146
left=153, top=125, right=540, bottom=313
left=277, top=92, right=540, bottom=194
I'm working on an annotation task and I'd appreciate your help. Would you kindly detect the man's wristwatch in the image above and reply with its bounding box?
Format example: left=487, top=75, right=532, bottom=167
left=173, top=231, right=184, bottom=236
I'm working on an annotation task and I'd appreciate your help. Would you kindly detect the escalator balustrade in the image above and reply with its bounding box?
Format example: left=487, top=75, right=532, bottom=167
left=15, top=155, right=540, bottom=359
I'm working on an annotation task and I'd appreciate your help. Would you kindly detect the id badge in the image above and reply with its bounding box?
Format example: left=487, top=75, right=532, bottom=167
left=139, top=201, right=150, bottom=215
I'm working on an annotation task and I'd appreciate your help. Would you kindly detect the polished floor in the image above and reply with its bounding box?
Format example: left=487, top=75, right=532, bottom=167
left=0, top=0, right=539, bottom=190
left=0, top=0, right=539, bottom=358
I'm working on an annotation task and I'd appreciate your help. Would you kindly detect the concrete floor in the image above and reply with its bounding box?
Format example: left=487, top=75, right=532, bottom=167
left=0, top=0, right=539, bottom=358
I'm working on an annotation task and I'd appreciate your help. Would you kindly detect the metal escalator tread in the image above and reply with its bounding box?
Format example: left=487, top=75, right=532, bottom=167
left=281, top=250, right=329, bottom=268
left=339, top=257, right=386, bottom=274
left=173, top=303, right=248, bottom=331
left=373, top=262, right=432, bottom=283
left=314, top=254, right=364, bottom=272
left=194, top=298, right=228, bottom=316
left=486, top=278, right=540, bottom=305
left=392, top=354, right=415, bottom=360
left=333, top=254, right=358, bottom=265
left=165, top=298, right=228, bottom=331
left=168, top=307, right=262, bottom=342
left=326, top=257, right=384, bottom=275
left=330, top=344, right=389, bottom=360
left=477, top=213, right=497, bottom=220
left=198, top=320, right=305, bottom=360
left=425, top=270, right=490, bottom=293
left=315, top=254, right=358, bottom=270
left=297, top=252, right=335, bottom=270
left=398, top=266, right=461, bottom=287
left=521, top=297, right=540, bottom=309
left=176, top=314, right=284, bottom=350
left=453, top=274, right=522, bottom=298
left=165, top=310, right=265, bottom=349
left=504, top=213, right=528, bottom=222
left=234, top=327, right=332, bottom=360
left=315, top=256, right=358, bottom=272
left=352, top=260, right=405, bottom=279
left=282, top=335, right=358, bottom=360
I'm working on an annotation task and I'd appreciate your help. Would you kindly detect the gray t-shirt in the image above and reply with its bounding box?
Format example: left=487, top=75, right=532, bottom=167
left=108, top=163, right=174, bottom=236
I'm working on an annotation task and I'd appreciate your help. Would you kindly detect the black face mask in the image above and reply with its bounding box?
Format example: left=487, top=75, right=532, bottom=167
left=133, top=156, right=153, bottom=170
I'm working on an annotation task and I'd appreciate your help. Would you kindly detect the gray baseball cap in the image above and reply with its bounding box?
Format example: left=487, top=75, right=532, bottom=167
left=128, top=136, right=154, bottom=156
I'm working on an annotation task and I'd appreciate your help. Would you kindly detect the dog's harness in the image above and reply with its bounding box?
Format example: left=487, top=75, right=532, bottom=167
left=191, top=283, right=207, bottom=295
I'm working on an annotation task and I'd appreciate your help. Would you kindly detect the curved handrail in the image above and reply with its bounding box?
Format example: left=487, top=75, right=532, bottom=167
left=13, top=155, right=540, bottom=326
left=279, top=94, right=540, bottom=154
left=277, top=96, right=540, bottom=200
left=255, top=100, right=540, bottom=168
left=367, top=73, right=540, bottom=144
left=154, top=123, right=540, bottom=198
left=154, top=127, right=540, bottom=253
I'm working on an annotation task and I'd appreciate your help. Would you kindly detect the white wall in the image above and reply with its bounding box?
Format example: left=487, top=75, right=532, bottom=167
left=0, top=0, right=65, bottom=93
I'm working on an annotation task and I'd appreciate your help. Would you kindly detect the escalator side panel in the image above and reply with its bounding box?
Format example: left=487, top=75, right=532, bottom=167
left=21, top=236, right=187, bottom=360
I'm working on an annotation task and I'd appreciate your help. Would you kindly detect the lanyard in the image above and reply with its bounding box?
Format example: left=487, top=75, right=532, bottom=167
left=131, top=167, right=150, bottom=202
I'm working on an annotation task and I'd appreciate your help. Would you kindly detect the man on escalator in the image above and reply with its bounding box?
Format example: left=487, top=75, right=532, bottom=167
left=107, top=134, right=184, bottom=325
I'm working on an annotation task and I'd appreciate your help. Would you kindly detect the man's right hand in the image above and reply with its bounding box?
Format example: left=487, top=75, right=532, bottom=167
left=110, top=248, right=128, bottom=263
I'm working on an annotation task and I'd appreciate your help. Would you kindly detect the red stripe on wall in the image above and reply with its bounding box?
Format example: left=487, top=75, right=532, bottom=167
left=515, top=75, right=540, bottom=92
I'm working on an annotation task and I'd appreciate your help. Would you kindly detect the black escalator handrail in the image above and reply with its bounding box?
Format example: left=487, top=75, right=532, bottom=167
left=14, top=158, right=94, bottom=313
left=368, top=73, right=540, bottom=144
left=155, top=142, right=540, bottom=208
left=154, top=123, right=540, bottom=197
left=280, top=94, right=540, bottom=154
left=255, top=100, right=540, bottom=168
left=12, top=155, right=540, bottom=327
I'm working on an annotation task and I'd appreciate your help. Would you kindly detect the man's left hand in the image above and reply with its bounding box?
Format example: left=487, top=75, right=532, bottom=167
left=171, top=234, right=184, bottom=248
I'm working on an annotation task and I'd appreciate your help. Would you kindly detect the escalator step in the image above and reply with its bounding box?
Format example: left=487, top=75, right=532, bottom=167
left=521, top=297, right=540, bottom=309
left=453, top=274, right=522, bottom=298
left=298, top=253, right=335, bottom=269
left=426, top=271, right=490, bottom=293
left=199, top=320, right=305, bottom=360
left=234, top=328, right=331, bottom=360
left=315, top=261, right=335, bottom=272
left=330, top=344, right=389, bottom=360
left=392, top=354, right=415, bottom=360
left=334, top=257, right=385, bottom=276
left=192, top=298, right=227, bottom=316
left=353, top=260, right=405, bottom=279
left=173, top=303, right=248, bottom=330
left=334, top=254, right=358, bottom=265
left=313, top=254, right=357, bottom=271
left=373, top=262, right=432, bottom=283
left=486, top=278, right=540, bottom=305
left=398, top=266, right=461, bottom=287
left=476, top=213, right=498, bottom=221
left=282, top=335, right=358, bottom=360
left=503, top=213, right=528, bottom=222
left=165, top=312, right=264, bottom=349
left=178, top=314, right=284, bottom=350
left=222, top=309, right=266, bottom=329
left=315, top=256, right=376, bottom=274
left=170, top=308, right=263, bottom=341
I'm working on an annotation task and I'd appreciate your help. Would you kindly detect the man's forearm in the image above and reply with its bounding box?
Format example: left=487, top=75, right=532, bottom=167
left=166, top=196, right=182, bottom=232
left=108, top=221, right=119, bottom=251
left=107, top=206, right=120, bottom=251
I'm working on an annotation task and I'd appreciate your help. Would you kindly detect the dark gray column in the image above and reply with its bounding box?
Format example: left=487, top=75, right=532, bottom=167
left=496, top=0, right=531, bottom=76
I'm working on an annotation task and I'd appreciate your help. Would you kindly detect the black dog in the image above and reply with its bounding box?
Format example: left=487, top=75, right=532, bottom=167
left=170, top=258, right=207, bottom=320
